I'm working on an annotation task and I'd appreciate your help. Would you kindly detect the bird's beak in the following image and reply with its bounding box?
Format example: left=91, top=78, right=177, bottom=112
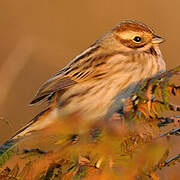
left=152, top=35, right=165, bottom=44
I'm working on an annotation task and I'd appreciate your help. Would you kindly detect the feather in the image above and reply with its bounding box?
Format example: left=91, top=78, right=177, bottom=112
left=30, top=75, right=76, bottom=105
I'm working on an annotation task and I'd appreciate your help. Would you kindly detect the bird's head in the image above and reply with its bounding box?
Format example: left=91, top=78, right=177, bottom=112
left=101, top=20, right=164, bottom=53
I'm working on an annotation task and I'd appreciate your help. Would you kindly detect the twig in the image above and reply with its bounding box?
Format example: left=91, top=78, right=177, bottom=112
left=24, top=148, right=47, bottom=154
left=159, top=128, right=180, bottom=137
left=162, top=154, right=180, bottom=167
left=152, top=153, right=180, bottom=175
left=169, top=103, right=180, bottom=111
left=157, top=116, right=180, bottom=127
left=152, top=99, right=180, bottom=112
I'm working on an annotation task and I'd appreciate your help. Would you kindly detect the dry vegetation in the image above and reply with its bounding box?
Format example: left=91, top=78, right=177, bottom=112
left=0, top=66, right=180, bottom=179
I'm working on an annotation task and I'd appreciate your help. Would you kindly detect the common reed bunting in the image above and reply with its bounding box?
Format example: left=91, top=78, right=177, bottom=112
left=7, top=20, right=167, bottom=140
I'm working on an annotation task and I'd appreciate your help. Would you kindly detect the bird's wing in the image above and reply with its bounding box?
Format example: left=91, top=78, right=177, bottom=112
left=30, top=73, right=77, bottom=105
left=30, top=45, right=103, bottom=105
left=30, top=58, right=96, bottom=105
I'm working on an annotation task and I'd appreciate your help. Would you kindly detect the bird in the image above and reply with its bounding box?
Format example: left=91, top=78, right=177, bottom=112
left=0, top=20, right=166, bottom=153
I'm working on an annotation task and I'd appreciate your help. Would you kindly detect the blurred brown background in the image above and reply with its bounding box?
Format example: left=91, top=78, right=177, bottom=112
left=0, top=0, right=179, bottom=178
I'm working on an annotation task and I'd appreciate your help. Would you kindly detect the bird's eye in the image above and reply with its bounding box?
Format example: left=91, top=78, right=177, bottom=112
left=133, top=36, right=141, bottom=42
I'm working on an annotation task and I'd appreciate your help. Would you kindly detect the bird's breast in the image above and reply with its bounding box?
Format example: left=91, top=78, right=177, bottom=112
left=56, top=51, right=166, bottom=121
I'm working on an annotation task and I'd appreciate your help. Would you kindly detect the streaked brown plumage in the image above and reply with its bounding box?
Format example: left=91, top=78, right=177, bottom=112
left=5, top=20, right=167, bottom=140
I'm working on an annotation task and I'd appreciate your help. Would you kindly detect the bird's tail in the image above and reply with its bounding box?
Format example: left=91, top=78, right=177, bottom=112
left=0, top=108, right=51, bottom=163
